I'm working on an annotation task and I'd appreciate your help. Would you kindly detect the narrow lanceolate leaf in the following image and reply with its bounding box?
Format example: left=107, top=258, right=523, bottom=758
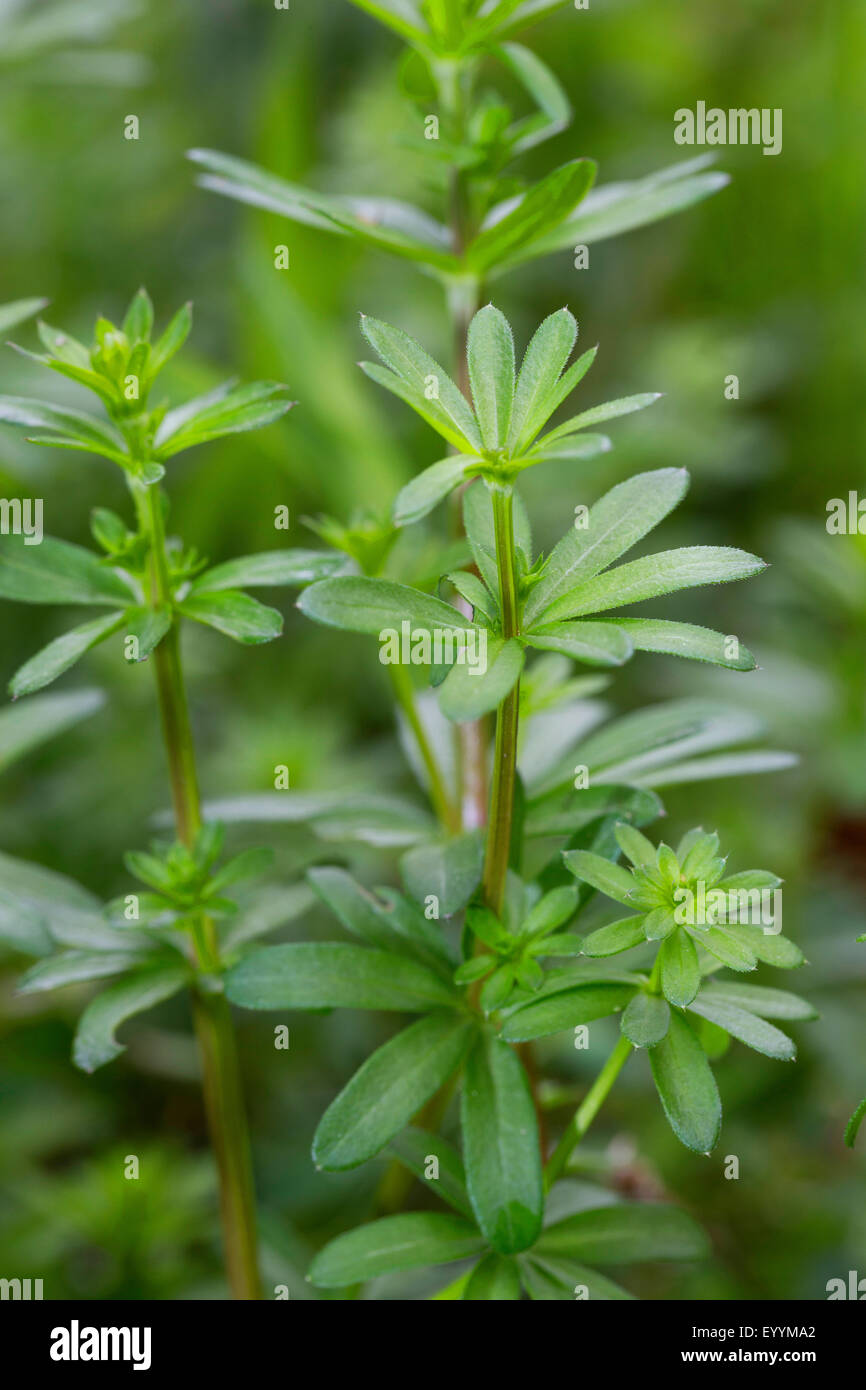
left=541, top=547, right=767, bottom=624
left=660, top=930, right=701, bottom=1007
left=0, top=297, right=48, bottom=335
left=389, top=1128, right=472, bottom=1218
left=495, top=42, right=570, bottom=154
left=525, top=469, right=689, bottom=626
left=438, top=637, right=524, bottom=723
left=721, top=924, right=804, bottom=970
left=308, top=1213, right=485, bottom=1289
left=178, top=590, right=283, bottom=644
left=393, top=456, right=477, bottom=526
left=524, top=621, right=632, bottom=667
left=0, top=535, right=135, bottom=607
left=507, top=308, right=577, bottom=453
left=298, top=576, right=474, bottom=639
left=312, top=1013, right=476, bottom=1170
left=0, top=396, right=130, bottom=463
left=122, top=606, right=171, bottom=662
left=463, top=1254, right=522, bottom=1301
left=537, top=393, right=661, bottom=446
left=461, top=1033, right=543, bottom=1254
left=607, top=619, right=756, bottom=671
left=537, top=1203, right=709, bottom=1265
left=697, top=926, right=757, bottom=972
left=687, top=995, right=796, bottom=1061
left=193, top=550, right=344, bottom=593
left=524, top=433, right=611, bottom=465
left=580, top=915, right=647, bottom=958
left=468, top=160, right=596, bottom=274
left=697, top=982, right=816, bottom=1021
left=18, top=951, right=146, bottom=994
left=621, top=992, right=670, bottom=1048
left=154, top=381, right=294, bottom=456
left=400, top=832, right=483, bottom=917
left=72, top=965, right=189, bottom=1072
left=225, top=942, right=456, bottom=1012
left=467, top=305, right=515, bottom=449
left=649, top=1009, right=722, bottom=1154
left=0, top=688, right=103, bottom=774
left=561, top=850, right=637, bottom=905
left=845, top=1097, right=866, bottom=1149
left=10, top=613, right=124, bottom=697
left=148, top=301, right=192, bottom=378
left=501, top=983, right=636, bottom=1042
left=361, top=315, right=481, bottom=451
left=521, top=1257, right=633, bottom=1301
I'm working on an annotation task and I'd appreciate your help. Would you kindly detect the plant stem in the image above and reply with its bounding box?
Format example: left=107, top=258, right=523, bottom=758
left=543, top=1035, right=634, bottom=1191
left=481, top=486, right=519, bottom=918
left=387, top=662, right=460, bottom=834
left=136, top=478, right=263, bottom=1300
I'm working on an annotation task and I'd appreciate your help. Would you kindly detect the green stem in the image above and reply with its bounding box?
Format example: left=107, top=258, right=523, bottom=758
left=135, top=477, right=263, bottom=1300
left=543, top=1035, right=634, bottom=1191
left=481, top=486, right=519, bottom=918
left=388, top=662, right=460, bottom=834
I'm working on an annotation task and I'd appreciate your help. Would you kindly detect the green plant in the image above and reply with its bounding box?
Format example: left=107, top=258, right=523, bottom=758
left=223, top=303, right=814, bottom=1298
left=0, top=289, right=342, bottom=1298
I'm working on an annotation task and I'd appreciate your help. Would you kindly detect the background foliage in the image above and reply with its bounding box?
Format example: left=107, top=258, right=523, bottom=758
left=0, top=0, right=862, bottom=1299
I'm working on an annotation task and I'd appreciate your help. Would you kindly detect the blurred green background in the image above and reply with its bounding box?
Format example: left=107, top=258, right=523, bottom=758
left=0, top=0, right=863, bottom=1299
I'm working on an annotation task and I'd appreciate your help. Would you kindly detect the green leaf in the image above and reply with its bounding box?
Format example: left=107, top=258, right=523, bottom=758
left=0, top=395, right=130, bottom=465
left=154, top=380, right=294, bottom=457
left=0, top=535, right=135, bottom=607
left=308, top=1212, right=485, bottom=1289
left=122, top=287, right=153, bottom=341
left=506, top=307, right=576, bottom=452
left=659, top=930, right=701, bottom=1007
left=537, top=1202, right=709, bottom=1265
left=393, top=456, right=477, bottom=527
left=298, top=575, right=474, bottom=640
left=312, top=1012, right=477, bottom=1170
left=467, top=160, right=596, bottom=274
left=540, top=546, right=766, bottom=624
left=463, top=1253, right=522, bottom=1300
left=561, top=849, right=636, bottom=905
left=445, top=570, right=499, bottom=624
left=537, top=392, right=661, bottom=445
left=122, top=605, right=171, bottom=662
left=461, top=1032, right=543, bottom=1254
left=400, top=832, right=483, bottom=916
left=523, top=432, right=612, bottom=466
left=580, top=915, right=647, bottom=958
left=193, top=550, right=344, bottom=593
left=720, top=925, right=804, bottom=969
left=697, top=982, right=815, bottom=1021
left=649, top=1009, right=721, bottom=1154
left=0, top=688, right=103, bottom=774
left=521, top=1256, right=634, bottom=1301
left=525, top=469, right=689, bottom=626
left=621, top=992, right=670, bottom=1047
left=524, top=621, right=632, bottom=667
left=147, top=301, right=192, bottom=378
left=521, top=885, right=578, bottom=939
left=388, top=1128, right=473, bottom=1218
left=225, top=942, right=456, bottom=1012
left=467, top=305, right=515, bottom=449
left=501, top=982, right=635, bottom=1041
left=178, top=590, right=283, bottom=644
left=502, top=159, right=730, bottom=270
left=687, top=995, right=796, bottom=1061
left=438, top=636, right=524, bottom=723
left=346, top=0, right=430, bottom=45
left=697, top=926, right=757, bottom=972
left=308, top=866, right=420, bottom=956
left=844, top=1097, right=866, bottom=1149
left=607, top=619, right=756, bottom=671
left=18, top=950, right=146, bottom=993
left=0, top=297, right=48, bottom=335
left=10, top=612, right=124, bottom=697
left=495, top=42, right=570, bottom=154
left=361, top=315, right=481, bottom=450
left=72, top=965, right=189, bottom=1072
